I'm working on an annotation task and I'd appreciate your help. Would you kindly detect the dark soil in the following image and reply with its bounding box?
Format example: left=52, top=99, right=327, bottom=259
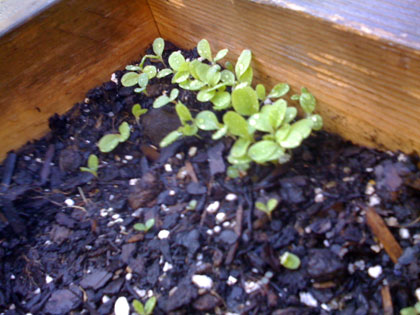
left=1, top=42, right=420, bottom=315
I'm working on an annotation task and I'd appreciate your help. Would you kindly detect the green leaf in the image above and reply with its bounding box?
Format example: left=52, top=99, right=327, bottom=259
left=267, top=198, right=278, bottom=212
left=133, top=299, right=145, bottom=315
left=225, top=61, right=234, bottom=72
left=275, top=124, right=291, bottom=143
left=227, top=153, right=252, bottom=166
left=248, top=113, right=272, bottom=133
left=227, top=166, right=240, bottom=179
left=220, top=70, right=235, bottom=85
left=310, top=114, right=323, bottom=131
left=214, top=48, right=228, bottom=62
left=169, top=88, right=179, bottom=101
left=157, top=68, right=173, bottom=78
left=232, top=86, right=259, bottom=116
left=168, top=51, right=185, bottom=71
left=178, top=79, right=206, bottom=91
left=126, top=65, right=141, bottom=71
left=87, top=154, right=99, bottom=171
left=172, top=70, right=189, bottom=83
left=134, top=87, right=146, bottom=94
left=400, top=307, right=418, bottom=315
left=180, top=124, right=198, bottom=136
left=144, top=296, right=157, bottom=315
left=238, top=66, right=253, bottom=85
left=279, top=128, right=303, bottom=149
left=134, top=223, right=146, bottom=232
left=292, top=118, right=312, bottom=138
left=248, top=140, right=278, bottom=164
left=160, top=130, right=183, bottom=147
left=235, top=49, right=252, bottom=79
left=256, top=84, right=266, bottom=100
left=153, top=37, right=165, bottom=57
left=145, top=218, right=155, bottom=231
left=300, top=90, right=316, bottom=114
left=196, top=111, right=221, bottom=130
left=223, top=111, right=250, bottom=139
left=195, top=62, right=211, bottom=82
left=415, top=302, right=420, bottom=313
left=153, top=95, right=171, bottom=108
left=98, top=134, right=121, bottom=153
left=268, top=83, right=290, bottom=98
left=212, top=125, right=228, bottom=140
left=230, top=138, right=251, bottom=158
left=197, top=88, right=216, bottom=102
left=291, top=94, right=300, bottom=101
left=197, top=39, right=212, bottom=62
left=284, top=107, right=297, bottom=123
left=175, top=102, right=193, bottom=124
left=211, top=91, right=231, bottom=110
left=121, top=72, right=140, bottom=87
left=255, top=201, right=267, bottom=212
left=280, top=251, right=301, bottom=270
left=80, top=167, right=97, bottom=177
left=132, top=104, right=148, bottom=120
left=138, top=73, right=149, bottom=88
left=207, top=65, right=221, bottom=86
left=119, top=122, right=130, bottom=141
left=263, top=99, right=287, bottom=130
left=143, top=65, right=157, bottom=79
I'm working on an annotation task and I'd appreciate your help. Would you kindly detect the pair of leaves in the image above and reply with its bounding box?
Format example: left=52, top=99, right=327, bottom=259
left=223, top=111, right=254, bottom=140
left=197, top=39, right=228, bottom=63
left=133, top=296, right=157, bottom=315
left=291, top=87, right=316, bottom=115
left=153, top=89, right=179, bottom=108
left=255, top=198, right=278, bottom=219
left=80, top=154, right=99, bottom=177
left=280, top=251, right=301, bottom=270
left=132, top=104, right=148, bottom=123
left=134, top=218, right=155, bottom=233
left=121, top=72, right=150, bottom=91
left=98, top=122, right=130, bottom=153
left=248, top=99, right=287, bottom=133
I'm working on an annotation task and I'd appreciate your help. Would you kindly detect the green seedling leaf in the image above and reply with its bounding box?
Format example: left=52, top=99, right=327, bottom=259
left=168, top=51, right=185, bottom=71
left=292, top=118, right=312, bottom=138
left=121, top=72, right=140, bottom=87
left=126, top=65, right=141, bottom=71
left=227, top=166, right=240, bottom=178
left=98, top=134, right=122, bottom=153
left=227, top=153, right=252, bottom=166
left=169, top=88, right=179, bottom=101
left=235, top=49, right=252, bottom=79
left=268, top=83, right=289, bottom=98
left=157, top=68, right=173, bottom=78
left=267, top=198, right=278, bottom=212
left=187, top=199, right=197, bottom=210
left=248, top=140, right=278, bottom=164
left=232, top=86, right=259, bottom=116
left=132, top=104, right=148, bottom=122
left=180, top=124, right=198, bottom=136
left=255, top=201, right=267, bottom=212
left=279, top=128, right=303, bottom=149
left=225, top=61, right=234, bottom=72
left=153, top=95, right=171, bottom=108
left=300, top=90, right=316, bottom=114
left=138, top=73, right=149, bottom=88
left=175, top=102, right=193, bottom=124
left=284, top=107, right=297, bottom=123
left=212, top=125, right=228, bottom=140
left=172, top=70, right=190, bottom=83
left=143, top=65, right=157, bottom=79
left=400, top=307, right=418, bottom=315
left=415, top=302, right=420, bottom=313
left=134, top=87, right=146, bottom=94
left=195, top=62, right=211, bottom=82
left=179, top=79, right=206, bottom=91
left=275, top=124, right=291, bottom=143
left=153, top=37, right=165, bottom=57
left=214, top=48, right=228, bottom=62
left=196, top=111, right=221, bottom=130
left=220, top=70, right=235, bottom=85
left=291, top=94, right=300, bottom=101
left=134, top=223, right=146, bottom=232
left=144, top=296, right=157, bottom=315
left=230, top=138, right=251, bottom=158
left=80, top=154, right=99, bottom=177
left=197, top=39, right=212, bottom=62
left=280, top=251, right=301, bottom=270
left=261, top=99, right=287, bottom=130
left=197, top=88, right=216, bottom=102
left=211, top=91, right=231, bottom=110
left=256, top=84, right=266, bottom=100
left=310, top=114, right=323, bottom=131
left=223, top=111, right=251, bottom=139
left=238, top=65, right=253, bottom=85
left=160, top=130, right=182, bottom=147
left=248, top=113, right=272, bottom=133
left=119, top=122, right=130, bottom=141
left=207, top=65, right=221, bottom=86
left=133, top=299, right=145, bottom=315
left=145, top=218, right=155, bottom=231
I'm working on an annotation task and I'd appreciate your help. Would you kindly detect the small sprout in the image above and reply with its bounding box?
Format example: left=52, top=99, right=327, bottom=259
left=197, top=39, right=213, bottom=62
left=98, top=122, right=130, bottom=153
left=255, top=198, right=278, bottom=219
left=400, top=303, right=420, bottom=315
left=153, top=37, right=165, bottom=59
left=267, top=83, right=289, bottom=99
left=80, top=154, right=99, bottom=177
left=256, top=84, right=266, bottom=100
left=153, top=88, right=179, bottom=108
left=235, top=49, right=252, bottom=79
left=214, top=48, right=228, bottom=62
left=132, top=104, right=148, bottom=125
left=280, top=251, right=301, bottom=270
left=186, top=199, right=197, bottom=211
left=134, top=218, right=155, bottom=233
left=157, top=68, right=173, bottom=78
left=133, top=296, right=157, bottom=315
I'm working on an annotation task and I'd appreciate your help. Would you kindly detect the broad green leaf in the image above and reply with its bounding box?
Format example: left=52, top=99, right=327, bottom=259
left=235, top=49, right=252, bottom=79
left=197, top=88, right=216, bottom=102
left=153, top=37, right=165, bottom=57
left=220, top=70, right=235, bottom=85
left=248, top=140, right=278, bottom=164
left=211, top=91, right=231, bottom=110
left=238, top=66, right=253, bottom=85
left=268, top=83, right=290, bottom=98
left=300, top=90, right=316, bottom=114
left=310, top=114, right=323, bottom=131
left=263, top=99, right=287, bottom=129
left=121, top=72, right=139, bottom=87
left=178, top=62, right=190, bottom=72
left=169, top=88, right=179, bottom=101
left=133, top=299, right=145, bottom=315
left=256, top=84, right=266, bottom=100
left=189, top=59, right=200, bottom=79
left=197, top=39, right=212, bottom=61
left=168, top=51, right=185, bottom=71
left=292, top=118, right=312, bottom=138
left=284, top=107, right=297, bottom=123
left=144, top=296, right=157, bottom=315
left=175, top=102, right=193, bottom=124
left=180, top=124, right=198, bottom=136
left=157, top=68, right=173, bottom=78
left=172, top=70, right=189, bottom=83
left=145, top=218, right=155, bottom=231
left=126, top=65, right=141, bottom=71
left=275, top=124, right=291, bottom=143
left=87, top=154, right=99, bottom=171
left=214, top=48, right=228, bottom=62
left=248, top=113, right=272, bottom=133
left=279, top=128, right=303, bottom=149
left=119, top=122, right=130, bottom=141
left=223, top=111, right=250, bottom=139
left=230, top=138, right=251, bottom=158
left=98, top=134, right=121, bottom=153
left=212, top=125, right=228, bottom=140
left=232, top=86, right=259, bottom=116
left=196, top=111, right=220, bottom=130
left=160, top=130, right=182, bottom=147
left=255, top=201, right=267, bottom=212
left=153, top=95, right=171, bottom=108
left=134, top=223, right=146, bottom=232
left=265, top=145, right=285, bottom=162
left=225, top=61, right=234, bottom=72
left=267, top=198, right=278, bottom=212
left=138, top=73, right=149, bottom=88
left=195, top=62, right=211, bottom=82
left=143, top=65, right=157, bottom=79
left=227, top=153, right=252, bottom=165
left=179, top=79, right=206, bottom=91
left=207, top=65, right=221, bottom=86
left=280, top=251, right=301, bottom=270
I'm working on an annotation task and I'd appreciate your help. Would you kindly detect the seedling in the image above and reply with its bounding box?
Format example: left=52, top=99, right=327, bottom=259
left=153, top=88, right=179, bottom=108
left=133, top=296, right=157, bottom=315
left=401, top=303, right=420, bottom=315
left=132, top=104, right=148, bottom=125
left=98, top=122, right=130, bottom=153
left=255, top=198, right=278, bottom=219
left=133, top=218, right=155, bottom=233
left=80, top=154, right=99, bottom=177
left=186, top=199, right=197, bottom=211
left=280, top=251, right=301, bottom=270
left=197, top=39, right=229, bottom=64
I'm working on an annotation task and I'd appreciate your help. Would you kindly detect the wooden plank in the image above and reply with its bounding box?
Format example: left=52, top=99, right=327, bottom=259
left=149, top=0, right=420, bottom=154
left=0, top=0, right=159, bottom=160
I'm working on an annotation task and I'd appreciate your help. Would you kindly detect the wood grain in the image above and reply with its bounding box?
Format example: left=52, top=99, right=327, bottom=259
left=0, top=0, right=159, bottom=160
left=149, top=0, right=420, bottom=154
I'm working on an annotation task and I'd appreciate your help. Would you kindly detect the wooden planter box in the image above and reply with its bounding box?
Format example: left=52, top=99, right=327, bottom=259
left=0, top=0, right=419, bottom=160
